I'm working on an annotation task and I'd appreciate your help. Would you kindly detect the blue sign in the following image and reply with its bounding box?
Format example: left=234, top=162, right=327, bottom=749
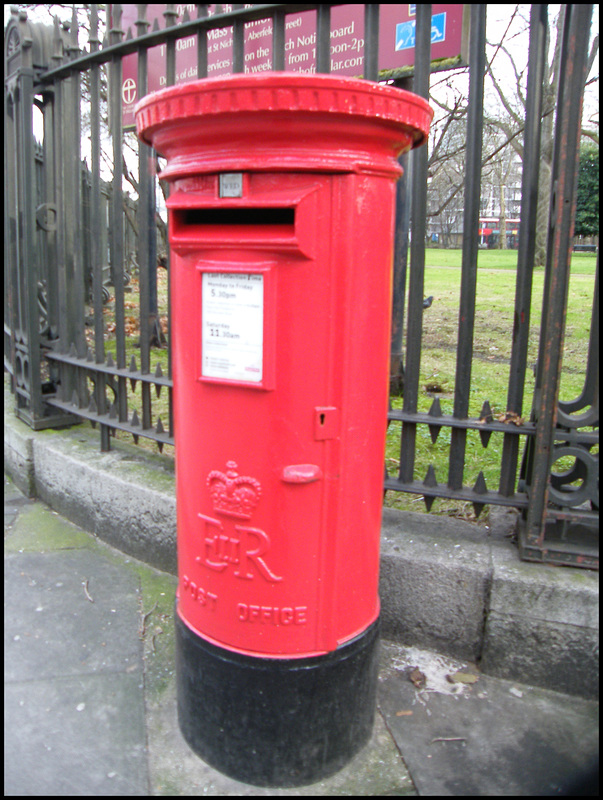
left=395, top=11, right=447, bottom=51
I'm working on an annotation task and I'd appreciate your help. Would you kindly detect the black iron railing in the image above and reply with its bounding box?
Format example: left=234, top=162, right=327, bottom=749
left=4, top=4, right=598, bottom=567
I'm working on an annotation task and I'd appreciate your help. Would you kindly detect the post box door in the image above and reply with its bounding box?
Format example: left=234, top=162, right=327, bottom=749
left=168, top=170, right=393, bottom=658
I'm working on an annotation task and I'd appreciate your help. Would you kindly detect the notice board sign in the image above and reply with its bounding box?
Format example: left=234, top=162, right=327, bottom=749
left=201, top=273, right=264, bottom=384
left=114, top=4, right=468, bottom=129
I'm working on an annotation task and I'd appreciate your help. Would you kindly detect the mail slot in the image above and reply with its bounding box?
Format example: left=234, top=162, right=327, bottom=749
left=174, top=206, right=296, bottom=226
left=136, top=73, right=431, bottom=787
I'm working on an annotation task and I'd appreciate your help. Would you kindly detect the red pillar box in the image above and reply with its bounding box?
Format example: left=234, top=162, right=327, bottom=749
left=136, top=73, right=431, bottom=787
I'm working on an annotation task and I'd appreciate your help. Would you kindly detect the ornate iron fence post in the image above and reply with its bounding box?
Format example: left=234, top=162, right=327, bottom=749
left=518, top=4, right=598, bottom=568
left=4, top=8, right=75, bottom=429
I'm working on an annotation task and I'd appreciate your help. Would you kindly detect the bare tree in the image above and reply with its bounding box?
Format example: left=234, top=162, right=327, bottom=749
left=485, top=5, right=598, bottom=264
left=427, top=5, right=599, bottom=264
left=426, top=105, right=466, bottom=246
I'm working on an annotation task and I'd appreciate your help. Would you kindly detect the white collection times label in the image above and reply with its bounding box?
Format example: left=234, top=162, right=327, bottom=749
left=202, top=273, right=264, bottom=383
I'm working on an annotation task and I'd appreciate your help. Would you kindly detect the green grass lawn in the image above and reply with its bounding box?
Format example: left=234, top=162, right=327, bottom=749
left=384, top=249, right=597, bottom=518
left=424, top=247, right=597, bottom=273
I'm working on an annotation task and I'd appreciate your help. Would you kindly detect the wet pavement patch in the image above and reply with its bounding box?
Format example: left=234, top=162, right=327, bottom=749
left=378, top=641, right=599, bottom=796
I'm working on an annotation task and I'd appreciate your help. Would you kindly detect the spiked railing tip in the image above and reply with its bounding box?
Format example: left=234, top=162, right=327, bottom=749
left=479, top=400, right=493, bottom=422
left=423, top=495, right=436, bottom=512
left=472, top=471, right=488, bottom=518
left=479, top=428, right=492, bottom=448
left=427, top=398, right=443, bottom=443
left=473, top=471, right=488, bottom=495
left=423, top=464, right=437, bottom=488
left=478, top=401, right=493, bottom=447
left=428, top=397, right=442, bottom=417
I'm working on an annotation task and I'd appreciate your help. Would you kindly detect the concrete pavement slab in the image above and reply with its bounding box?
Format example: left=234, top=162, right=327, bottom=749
left=4, top=672, right=148, bottom=796
left=5, top=475, right=599, bottom=796
left=481, top=538, right=599, bottom=698
left=5, top=549, right=142, bottom=681
left=4, top=483, right=149, bottom=795
left=4, top=477, right=417, bottom=796
left=378, top=641, right=599, bottom=796
left=380, top=509, right=491, bottom=661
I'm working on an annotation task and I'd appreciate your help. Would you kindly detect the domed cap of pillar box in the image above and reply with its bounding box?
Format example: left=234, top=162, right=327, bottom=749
left=135, top=72, right=432, bottom=180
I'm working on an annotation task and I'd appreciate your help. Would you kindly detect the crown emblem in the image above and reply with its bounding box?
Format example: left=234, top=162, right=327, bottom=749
left=207, top=461, right=261, bottom=519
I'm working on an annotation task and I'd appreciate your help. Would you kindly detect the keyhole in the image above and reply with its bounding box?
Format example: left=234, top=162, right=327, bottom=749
left=320, top=413, right=326, bottom=426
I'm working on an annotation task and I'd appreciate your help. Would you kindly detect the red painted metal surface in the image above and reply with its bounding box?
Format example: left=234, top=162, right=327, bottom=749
left=136, top=74, right=431, bottom=657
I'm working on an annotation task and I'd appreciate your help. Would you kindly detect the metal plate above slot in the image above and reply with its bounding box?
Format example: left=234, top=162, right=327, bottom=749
left=220, top=173, right=243, bottom=198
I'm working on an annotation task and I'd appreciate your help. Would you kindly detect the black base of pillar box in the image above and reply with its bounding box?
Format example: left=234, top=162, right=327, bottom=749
left=175, top=611, right=380, bottom=788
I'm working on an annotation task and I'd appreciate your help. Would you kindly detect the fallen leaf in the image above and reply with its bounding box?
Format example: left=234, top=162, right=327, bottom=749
left=409, top=667, right=427, bottom=689
left=446, top=671, right=479, bottom=685
left=396, top=710, right=414, bottom=716
left=497, top=411, right=525, bottom=426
